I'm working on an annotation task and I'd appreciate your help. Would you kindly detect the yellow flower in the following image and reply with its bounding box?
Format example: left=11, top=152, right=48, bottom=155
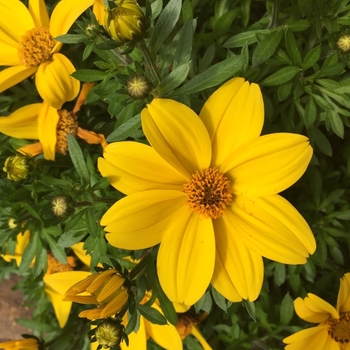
left=0, top=84, right=107, bottom=161
left=284, top=273, right=350, bottom=349
left=93, top=0, right=105, bottom=25
left=0, top=0, right=94, bottom=109
left=64, top=269, right=129, bottom=320
left=1, top=230, right=30, bottom=266
left=98, top=77, right=316, bottom=306
left=104, top=0, right=145, bottom=44
left=0, top=337, right=39, bottom=350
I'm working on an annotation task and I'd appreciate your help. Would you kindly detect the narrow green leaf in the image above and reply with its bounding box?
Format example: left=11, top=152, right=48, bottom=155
left=158, top=63, right=190, bottom=95
left=214, top=9, right=240, bottom=37
left=174, top=55, right=245, bottom=95
left=58, top=229, right=86, bottom=247
left=67, top=134, right=89, bottom=184
left=33, top=239, right=46, bottom=278
left=280, top=293, right=294, bottom=325
left=173, top=20, right=195, bottom=69
left=85, top=209, right=98, bottom=238
left=19, top=232, right=38, bottom=274
left=151, top=0, right=182, bottom=55
left=285, top=29, right=302, bottom=66
left=125, top=310, right=141, bottom=335
left=285, top=19, right=309, bottom=32
left=137, top=304, right=167, bottom=325
left=308, top=125, right=333, bottom=156
left=277, top=80, right=293, bottom=101
left=243, top=300, right=256, bottom=322
left=260, top=66, right=300, bottom=86
left=54, top=34, right=86, bottom=44
left=71, top=69, right=109, bottom=82
left=65, top=209, right=86, bottom=231
left=327, top=111, right=344, bottom=138
left=274, top=263, right=286, bottom=286
left=107, top=114, right=141, bottom=142
left=252, top=29, right=283, bottom=66
left=302, top=45, right=321, bottom=70
left=212, top=287, right=231, bottom=312
left=43, top=229, right=67, bottom=264
left=319, top=62, right=345, bottom=77
left=223, top=29, right=270, bottom=48
left=304, top=96, right=317, bottom=128
left=154, top=280, right=177, bottom=325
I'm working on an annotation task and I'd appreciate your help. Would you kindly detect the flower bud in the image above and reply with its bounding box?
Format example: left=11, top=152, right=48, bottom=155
left=3, top=154, right=34, bottom=181
left=337, top=34, right=350, bottom=52
left=126, top=74, right=152, bottom=99
left=104, top=0, right=145, bottom=44
left=95, top=318, right=125, bottom=348
left=51, top=195, right=69, bottom=217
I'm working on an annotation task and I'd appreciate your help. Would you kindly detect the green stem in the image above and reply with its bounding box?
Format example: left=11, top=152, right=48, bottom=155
left=138, top=40, right=161, bottom=86
left=129, top=250, right=153, bottom=280
left=267, top=0, right=280, bottom=29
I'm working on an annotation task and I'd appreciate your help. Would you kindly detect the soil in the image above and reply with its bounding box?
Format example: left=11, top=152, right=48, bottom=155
left=0, top=274, right=33, bottom=342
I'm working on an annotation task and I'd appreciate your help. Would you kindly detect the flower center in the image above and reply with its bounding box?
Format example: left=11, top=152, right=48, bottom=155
left=46, top=252, right=75, bottom=275
left=18, top=27, right=55, bottom=67
left=183, top=168, right=233, bottom=219
left=56, top=110, right=79, bottom=155
left=328, top=312, right=350, bottom=344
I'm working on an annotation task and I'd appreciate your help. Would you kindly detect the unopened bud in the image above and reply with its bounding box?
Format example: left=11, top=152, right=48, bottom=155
left=126, top=75, right=152, bottom=99
left=337, top=34, right=350, bottom=52
left=8, top=218, right=17, bottom=229
left=104, top=0, right=145, bottom=44
left=3, top=154, right=34, bottom=181
left=95, top=318, right=125, bottom=348
left=51, top=195, right=69, bottom=217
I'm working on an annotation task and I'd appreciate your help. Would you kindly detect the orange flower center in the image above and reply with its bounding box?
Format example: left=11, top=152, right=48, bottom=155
left=328, top=312, right=350, bottom=344
left=183, top=167, right=233, bottom=219
left=56, top=110, right=79, bottom=155
left=46, top=253, right=76, bottom=275
left=18, top=27, right=55, bottom=67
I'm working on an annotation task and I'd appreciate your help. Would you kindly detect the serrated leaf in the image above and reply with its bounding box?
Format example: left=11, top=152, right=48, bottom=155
left=260, top=66, right=300, bottom=86
left=174, top=55, right=244, bottom=95
left=151, top=0, right=182, bottom=55
left=71, top=69, right=109, bottom=82
left=280, top=293, right=294, bottom=325
left=68, top=134, right=89, bottom=184
left=107, top=114, right=141, bottom=142
left=137, top=304, right=167, bottom=325
left=252, top=29, right=283, bottom=66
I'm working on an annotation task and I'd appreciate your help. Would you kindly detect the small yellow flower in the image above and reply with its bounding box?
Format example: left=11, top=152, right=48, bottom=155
left=126, top=74, right=152, bottom=99
left=64, top=269, right=129, bottom=320
left=95, top=318, right=125, bottom=348
left=337, top=34, right=350, bottom=52
left=0, top=337, right=39, bottom=350
left=3, top=154, right=34, bottom=181
left=104, top=0, right=145, bottom=44
left=1, top=230, right=31, bottom=267
left=283, top=273, right=350, bottom=349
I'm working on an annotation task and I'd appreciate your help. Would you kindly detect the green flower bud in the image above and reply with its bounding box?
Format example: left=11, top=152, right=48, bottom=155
left=104, top=0, right=145, bottom=44
left=95, top=318, right=125, bottom=348
left=51, top=195, right=69, bottom=217
left=126, top=74, right=152, bottom=99
left=3, top=154, right=34, bottom=181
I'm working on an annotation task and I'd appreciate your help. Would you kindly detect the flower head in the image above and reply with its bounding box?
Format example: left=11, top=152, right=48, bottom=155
left=3, top=154, right=34, bottom=181
left=283, top=273, right=350, bottom=349
left=0, top=337, right=40, bottom=350
left=126, top=74, right=152, bottom=99
left=1, top=230, right=30, bottom=267
left=104, top=0, right=145, bottom=44
left=98, top=77, right=316, bottom=306
left=0, top=0, right=94, bottom=108
left=64, top=268, right=129, bottom=320
left=95, top=318, right=125, bottom=348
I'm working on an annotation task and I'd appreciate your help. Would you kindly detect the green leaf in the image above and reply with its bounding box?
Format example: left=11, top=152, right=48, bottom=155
left=308, top=125, right=333, bottom=156
left=240, top=0, right=251, bottom=28
left=284, top=30, right=302, bottom=66
left=327, top=111, right=344, bottom=138
left=71, top=69, right=109, bottom=82
left=107, top=114, right=141, bottom=142
left=260, top=66, right=300, bottom=86
left=274, top=263, right=286, bottom=286
left=151, top=0, right=182, bottom=55
left=243, top=300, right=256, bottom=322
left=19, top=231, right=38, bottom=274
left=212, top=287, right=231, bottom=312
left=174, top=55, right=245, bottom=95
left=252, top=29, right=283, bottom=66
left=43, top=229, right=67, bottom=264
left=277, top=80, right=293, bottom=101
left=125, top=309, right=141, bottom=335
left=319, top=62, right=345, bottom=77
left=280, top=293, right=294, bottom=325
left=214, top=9, right=240, bottom=37
left=304, top=96, right=317, bottom=128
left=65, top=209, right=86, bottom=231
left=58, top=229, right=86, bottom=248
left=302, top=45, right=321, bottom=70
left=68, top=134, right=90, bottom=184
left=223, top=29, right=270, bottom=48
left=285, top=19, right=309, bottom=32
left=33, top=239, right=46, bottom=278
left=85, top=209, right=98, bottom=238
left=136, top=304, right=167, bottom=325
left=158, top=63, right=190, bottom=95
left=153, top=280, right=178, bottom=325
left=173, top=20, right=195, bottom=69
left=54, top=34, right=86, bottom=44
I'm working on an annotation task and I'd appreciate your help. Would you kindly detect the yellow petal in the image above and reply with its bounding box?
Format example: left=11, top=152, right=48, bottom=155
left=121, top=315, right=147, bottom=350
left=0, top=0, right=34, bottom=44
left=144, top=304, right=183, bottom=350
left=283, top=325, right=331, bottom=350
left=93, top=0, right=105, bottom=25
left=49, top=0, right=94, bottom=37
left=98, top=141, right=186, bottom=195
left=102, top=190, right=186, bottom=250
left=36, top=53, right=79, bottom=109
left=0, top=103, right=41, bottom=139
left=28, top=0, right=49, bottom=28
left=0, top=42, right=20, bottom=65
left=142, top=99, right=211, bottom=178
left=337, top=273, right=350, bottom=313
left=157, top=209, right=215, bottom=305
left=200, top=78, right=264, bottom=167
left=0, top=65, right=37, bottom=94
left=38, top=102, right=59, bottom=160
left=191, top=326, right=213, bottom=350
left=293, top=296, right=332, bottom=323
left=303, top=293, right=339, bottom=319
left=229, top=194, right=316, bottom=264
left=224, top=133, right=313, bottom=196
left=212, top=215, right=263, bottom=301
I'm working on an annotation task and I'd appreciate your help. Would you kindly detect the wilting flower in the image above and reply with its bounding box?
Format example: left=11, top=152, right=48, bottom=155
left=104, top=0, right=145, bottom=44
left=0, top=337, right=40, bottom=350
left=0, top=0, right=94, bottom=108
left=3, top=154, right=34, bottom=181
left=283, top=273, right=350, bottom=350
left=0, top=83, right=107, bottom=161
left=64, top=268, right=129, bottom=319
left=98, top=77, right=316, bottom=306
left=1, top=230, right=30, bottom=266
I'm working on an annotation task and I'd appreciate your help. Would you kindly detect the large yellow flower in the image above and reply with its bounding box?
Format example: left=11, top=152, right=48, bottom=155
left=283, top=273, right=350, bottom=349
left=0, top=0, right=94, bottom=109
left=98, top=77, right=316, bottom=306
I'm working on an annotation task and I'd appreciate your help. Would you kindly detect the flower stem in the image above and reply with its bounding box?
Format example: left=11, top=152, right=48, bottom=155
left=129, top=250, right=153, bottom=280
left=138, top=40, right=161, bottom=86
